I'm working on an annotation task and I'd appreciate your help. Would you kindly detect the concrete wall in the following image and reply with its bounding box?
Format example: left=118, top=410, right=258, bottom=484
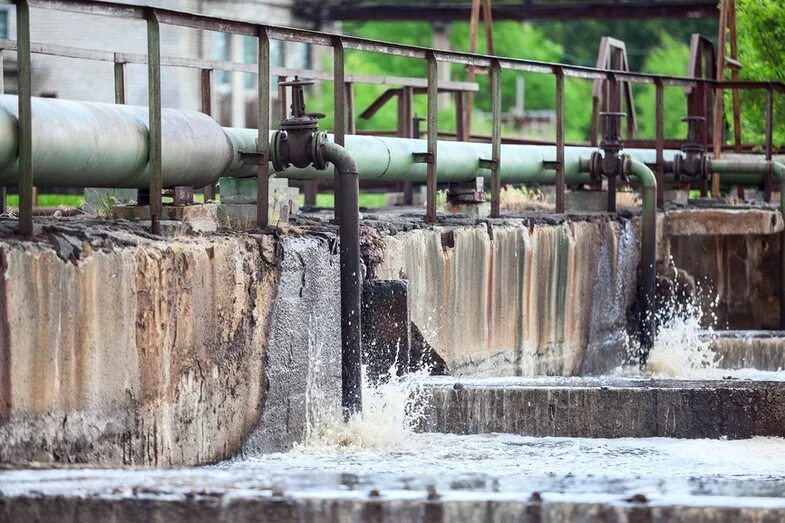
left=0, top=225, right=340, bottom=466
left=373, top=218, right=640, bottom=377
left=661, top=208, right=783, bottom=330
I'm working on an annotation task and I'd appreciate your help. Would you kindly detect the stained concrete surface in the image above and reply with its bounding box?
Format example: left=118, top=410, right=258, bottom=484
left=372, top=216, right=639, bottom=377
left=0, top=219, right=342, bottom=466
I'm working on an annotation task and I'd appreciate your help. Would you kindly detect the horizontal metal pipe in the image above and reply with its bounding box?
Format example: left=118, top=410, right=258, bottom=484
left=0, top=95, right=233, bottom=188
left=226, top=127, right=680, bottom=185
left=1, top=95, right=779, bottom=190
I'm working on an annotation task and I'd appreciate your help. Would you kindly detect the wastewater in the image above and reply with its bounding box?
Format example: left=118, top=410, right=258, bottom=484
left=2, top=282, right=785, bottom=510
left=194, top=295, right=785, bottom=504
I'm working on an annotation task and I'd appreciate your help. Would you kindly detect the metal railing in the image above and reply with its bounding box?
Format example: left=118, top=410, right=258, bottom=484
left=2, top=0, right=783, bottom=236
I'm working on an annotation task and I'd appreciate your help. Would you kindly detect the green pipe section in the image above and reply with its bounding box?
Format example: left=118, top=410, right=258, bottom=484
left=225, top=127, right=678, bottom=185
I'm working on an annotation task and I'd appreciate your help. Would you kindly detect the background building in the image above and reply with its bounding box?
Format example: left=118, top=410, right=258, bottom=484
left=0, top=0, right=316, bottom=127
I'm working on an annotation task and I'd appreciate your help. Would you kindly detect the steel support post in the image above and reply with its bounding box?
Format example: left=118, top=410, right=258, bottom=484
left=555, top=67, right=565, bottom=213
left=347, top=82, right=356, bottom=135
left=277, top=74, right=288, bottom=122
left=146, top=10, right=163, bottom=235
left=257, top=27, right=270, bottom=227
left=113, top=58, right=126, bottom=104
left=765, top=87, right=774, bottom=203
left=201, top=68, right=217, bottom=202
left=655, top=79, right=665, bottom=209
left=607, top=75, right=619, bottom=213
left=0, top=49, right=5, bottom=215
left=333, top=37, right=346, bottom=220
left=17, top=0, right=33, bottom=237
left=426, top=51, right=438, bottom=223
left=402, top=86, right=414, bottom=205
left=490, top=59, right=502, bottom=217
left=455, top=91, right=467, bottom=142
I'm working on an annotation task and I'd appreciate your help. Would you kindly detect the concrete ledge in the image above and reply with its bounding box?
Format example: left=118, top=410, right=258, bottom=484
left=665, top=208, right=783, bottom=236
left=3, top=492, right=784, bottom=523
left=112, top=204, right=220, bottom=232
left=420, top=377, right=785, bottom=439
left=707, top=331, right=785, bottom=371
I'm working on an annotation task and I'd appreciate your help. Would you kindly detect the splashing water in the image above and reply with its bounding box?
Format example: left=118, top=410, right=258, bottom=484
left=300, top=362, right=432, bottom=450
left=614, top=267, right=725, bottom=379
left=643, top=295, right=721, bottom=378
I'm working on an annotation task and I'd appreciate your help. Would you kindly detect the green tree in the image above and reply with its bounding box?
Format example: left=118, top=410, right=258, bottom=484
left=736, top=0, right=785, bottom=145
left=633, top=34, right=690, bottom=140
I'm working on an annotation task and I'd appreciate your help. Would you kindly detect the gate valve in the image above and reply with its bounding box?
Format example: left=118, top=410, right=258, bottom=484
left=589, top=111, right=627, bottom=183
left=672, top=116, right=707, bottom=180
left=270, top=76, right=328, bottom=172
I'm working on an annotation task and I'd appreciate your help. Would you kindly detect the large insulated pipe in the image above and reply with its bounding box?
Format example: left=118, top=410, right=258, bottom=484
left=0, top=95, right=233, bottom=188
left=707, top=159, right=785, bottom=329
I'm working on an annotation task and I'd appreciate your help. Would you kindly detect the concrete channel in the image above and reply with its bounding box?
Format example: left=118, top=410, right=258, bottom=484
left=1, top=201, right=785, bottom=521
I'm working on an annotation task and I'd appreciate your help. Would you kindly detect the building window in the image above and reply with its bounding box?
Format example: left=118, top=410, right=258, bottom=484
left=0, top=10, right=9, bottom=39
left=213, top=33, right=230, bottom=88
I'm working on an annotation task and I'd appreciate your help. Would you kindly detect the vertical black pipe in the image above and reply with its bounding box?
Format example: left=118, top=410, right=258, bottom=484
left=323, top=141, right=362, bottom=418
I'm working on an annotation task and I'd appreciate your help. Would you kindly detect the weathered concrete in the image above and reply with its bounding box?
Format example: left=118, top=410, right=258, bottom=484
left=112, top=203, right=222, bottom=233
left=708, top=331, right=785, bottom=371
left=0, top=219, right=342, bottom=466
left=668, top=232, right=780, bottom=329
left=665, top=207, right=783, bottom=236
left=420, top=377, right=785, bottom=439
left=0, top=222, right=278, bottom=466
left=372, top=217, right=639, bottom=377
left=242, top=236, right=341, bottom=454
left=3, top=490, right=785, bottom=523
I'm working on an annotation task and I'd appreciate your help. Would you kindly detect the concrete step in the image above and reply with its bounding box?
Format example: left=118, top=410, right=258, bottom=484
left=707, top=331, right=785, bottom=371
left=420, top=376, right=785, bottom=439
left=3, top=488, right=784, bottom=522
left=2, top=459, right=785, bottom=523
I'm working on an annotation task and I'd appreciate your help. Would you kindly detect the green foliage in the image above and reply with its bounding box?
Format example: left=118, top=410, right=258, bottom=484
left=4, top=193, right=84, bottom=208
left=633, top=34, right=690, bottom=140
left=736, top=0, right=785, bottom=145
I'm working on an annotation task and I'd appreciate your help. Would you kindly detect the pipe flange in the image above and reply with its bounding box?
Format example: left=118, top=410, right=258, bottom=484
left=672, top=154, right=683, bottom=181
left=311, top=131, right=329, bottom=171
left=270, top=130, right=289, bottom=172
left=588, top=150, right=603, bottom=183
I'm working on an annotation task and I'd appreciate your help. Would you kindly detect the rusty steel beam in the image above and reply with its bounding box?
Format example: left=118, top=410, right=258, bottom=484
left=299, top=1, right=718, bottom=22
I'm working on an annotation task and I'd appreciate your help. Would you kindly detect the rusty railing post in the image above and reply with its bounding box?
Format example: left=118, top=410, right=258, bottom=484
left=426, top=51, right=438, bottom=223
left=490, top=59, right=501, bottom=218
left=333, top=37, right=346, bottom=220
left=346, top=82, right=356, bottom=135
left=146, top=9, right=163, bottom=235
left=0, top=48, right=5, bottom=215
left=17, top=0, right=33, bottom=237
left=201, top=68, right=217, bottom=202
left=655, top=78, right=665, bottom=209
left=765, top=86, right=774, bottom=203
left=555, top=66, right=565, bottom=214
left=257, top=27, right=271, bottom=227
left=114, top=56, right=126, bottom=104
